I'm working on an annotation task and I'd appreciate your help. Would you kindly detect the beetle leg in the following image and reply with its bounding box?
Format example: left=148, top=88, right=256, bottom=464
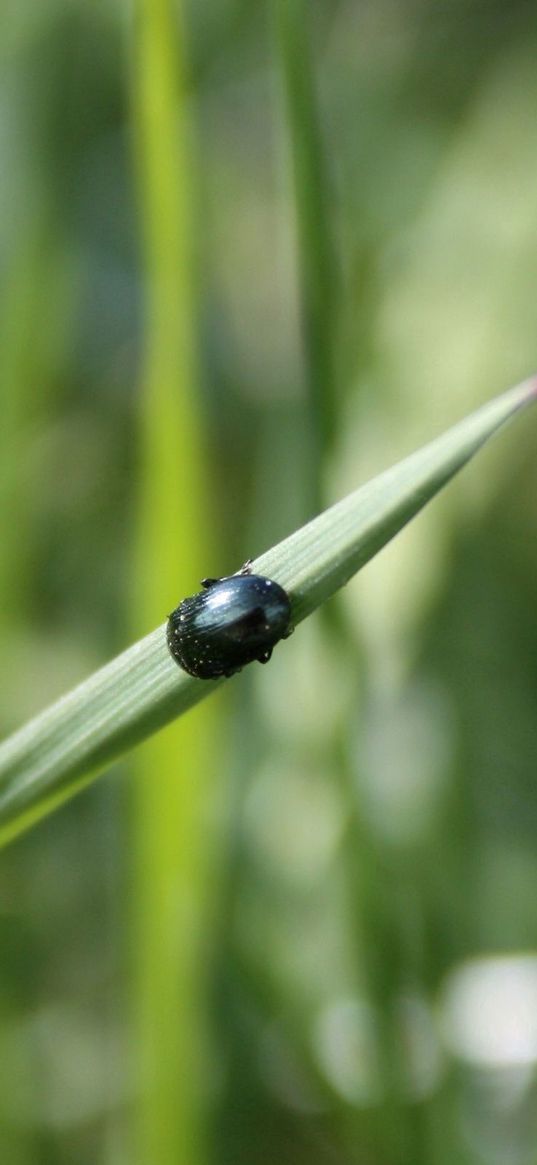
left=257, top=648, right=273, bottom=664
left=237, top=559, right=253, bottom=576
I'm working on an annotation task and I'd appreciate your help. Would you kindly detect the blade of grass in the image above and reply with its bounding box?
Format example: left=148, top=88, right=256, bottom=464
left=0, top=377, right=535, bottom=847
left=273, top=0, right=337, bottom=508
left=129, top=1, right=213, bottom=1163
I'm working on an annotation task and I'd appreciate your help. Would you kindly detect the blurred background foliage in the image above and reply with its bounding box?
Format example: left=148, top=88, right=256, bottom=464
left=1, top=1, right=537, bottom=1163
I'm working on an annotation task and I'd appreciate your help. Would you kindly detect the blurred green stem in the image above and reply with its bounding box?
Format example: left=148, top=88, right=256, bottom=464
left=273, top=0, right=337, bottom=511
left=130, top=2, right=213, bottom=1164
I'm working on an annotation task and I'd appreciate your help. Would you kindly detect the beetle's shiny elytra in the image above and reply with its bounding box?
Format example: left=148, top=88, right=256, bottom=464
left=166, top=564, right=293, bottom=679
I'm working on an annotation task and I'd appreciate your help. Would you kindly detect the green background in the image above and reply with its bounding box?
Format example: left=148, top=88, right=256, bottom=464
left=1, top=1, right=537, bottom=1162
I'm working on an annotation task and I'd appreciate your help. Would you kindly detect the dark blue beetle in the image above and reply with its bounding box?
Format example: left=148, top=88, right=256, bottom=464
left=167, top=561, right=293, bottom=679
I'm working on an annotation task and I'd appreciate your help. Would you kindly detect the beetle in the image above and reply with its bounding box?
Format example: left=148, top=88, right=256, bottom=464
left=166, top=561, right=293, bottom=679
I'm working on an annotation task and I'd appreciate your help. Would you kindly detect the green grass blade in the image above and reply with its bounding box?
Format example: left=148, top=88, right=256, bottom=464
left=0, top=377, right=535, bottom=846
left=261, top=377, right=537, bottom=619
left=273, top=0, right=338, bottom=502
left=129, top=0, right=213, bottom=1161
